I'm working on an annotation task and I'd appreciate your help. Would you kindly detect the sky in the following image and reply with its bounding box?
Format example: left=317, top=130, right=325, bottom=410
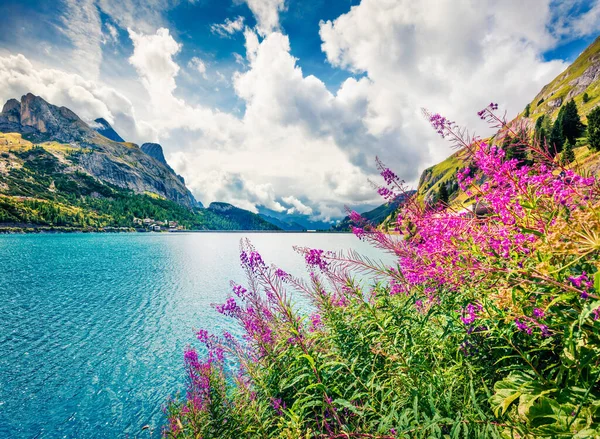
left=0, top=0, right=599, bottom=221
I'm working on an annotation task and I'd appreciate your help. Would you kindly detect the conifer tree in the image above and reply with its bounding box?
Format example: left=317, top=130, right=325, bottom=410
left=588, top=106, right=600, bottom=151
left=563, top=140, right=575, bottom=164
left=548, top=109, right=565, bottom=157
left=561, top=99, right=585, bottom=145
left=583, top=92, right=590, bottom=103
left=438, top=182, right=449, bottom=205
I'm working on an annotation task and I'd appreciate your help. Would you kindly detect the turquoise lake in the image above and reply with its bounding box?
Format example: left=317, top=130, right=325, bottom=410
left=0, top=233, right=388, bottom=438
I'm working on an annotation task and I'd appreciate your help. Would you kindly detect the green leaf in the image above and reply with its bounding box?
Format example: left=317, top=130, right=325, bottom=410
left=332, top=398, right=364, bottom=416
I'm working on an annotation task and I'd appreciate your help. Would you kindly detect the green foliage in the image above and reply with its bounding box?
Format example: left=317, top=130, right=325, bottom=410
left=438, top=182, right=449, bottom=204
left=563, top=141, right=576, bottom=164
left=524, top=103, right=531, bottom=117
left=549, top=107, right=566, bottom=156
left=0, top=146, right=278, bottom=231
left=588, top=106, right=600, bottom=151
left=561, top=100, right=585, bottom=145
left=583, top=92, right=590, bottom=104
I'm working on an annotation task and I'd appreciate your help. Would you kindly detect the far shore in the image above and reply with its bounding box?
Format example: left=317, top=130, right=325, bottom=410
left=0, top=225, right=349, bottom=235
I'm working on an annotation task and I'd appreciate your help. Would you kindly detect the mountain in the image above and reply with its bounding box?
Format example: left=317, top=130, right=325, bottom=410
left=256, top=206, right=333, bottom=230
left=332, top=191, right=416, bottom=231
left=0, top=93, right=278, bottom=232
left=0, top=93, right=198, bottom=207
left=406, top=35, right=600, bottom=217
left=208, top=203, right=280, bottom=231
left=524, top=35, right=600, bottom=124
left=141, top=143, right=168, bottom=166
left=92, top=118, right=124, bottom=142
left=259, top=214, right=306, bottom=231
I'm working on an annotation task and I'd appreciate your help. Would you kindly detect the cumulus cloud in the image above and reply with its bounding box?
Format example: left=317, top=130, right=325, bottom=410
left=4, top=0, right=599, bottom=220
left=188, top=57, right=208, bottom=79
left=0, top=53, right=150, bottom=142
left=244, top=0, right=287, bottom=36
left=317, top=0, right=582, bottom=170
left=282, top=196, right=313, bottom=215
left=211, top=16, right=245, bottom=37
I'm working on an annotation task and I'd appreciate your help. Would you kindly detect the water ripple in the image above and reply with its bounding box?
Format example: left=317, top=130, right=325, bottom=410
left=0, top=233, right=385, bottom=438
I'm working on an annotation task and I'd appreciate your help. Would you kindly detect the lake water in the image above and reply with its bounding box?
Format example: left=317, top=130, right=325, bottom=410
left=0, top=233, right=388, bottom=439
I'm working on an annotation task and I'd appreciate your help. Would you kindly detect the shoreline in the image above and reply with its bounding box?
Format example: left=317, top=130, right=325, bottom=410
left=0, top=225, right=350, bottom=234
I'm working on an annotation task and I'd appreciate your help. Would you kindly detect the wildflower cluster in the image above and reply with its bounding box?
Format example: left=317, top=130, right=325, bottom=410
left=165, top=106, right=600, bottom=439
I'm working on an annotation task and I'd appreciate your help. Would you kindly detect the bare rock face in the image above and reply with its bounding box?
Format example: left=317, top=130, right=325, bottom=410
left=141, top=143, right=167, bottom=166
left=0, top=93, right=201, bottom=208
left=92, top=118, right=125, bottom=142
left=1, top=99, right=21, bottom=123
left=1, top=93, right=92, bottom=143
left=567, top=57, right=600, bottom=100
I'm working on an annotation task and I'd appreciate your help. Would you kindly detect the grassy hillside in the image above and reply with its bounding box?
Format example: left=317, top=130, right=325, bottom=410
left=376, top=36, right=600, bottom=230
left=0, top=136, right=279, bottom=232
left=525, top=35, right=600, bottom=124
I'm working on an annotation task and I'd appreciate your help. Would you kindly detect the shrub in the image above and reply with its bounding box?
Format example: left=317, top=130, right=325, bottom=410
left=583, top=92, right=590, bottom=104
left=165, top=104, right=600, bottom=439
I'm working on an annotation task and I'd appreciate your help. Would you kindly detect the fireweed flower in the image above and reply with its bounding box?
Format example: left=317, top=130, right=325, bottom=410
left=515, top=318, right=533, bottom=335
left=532, top=308, right=545, bottom=319
left=275, top=268, right=289, bottom=280
left=232, top=284, right=248, bottom=298
left=305, top=249, right=328, bottom=271
left=428, top=113, right=454, bottom=138
left=309, top=313, right=323, bottom=332
left=196, top=329, right=209, bottom=343
left=271, top=398, right=286, bottom=415
left=381, top=168, right=398, bottom=185
left=352, top=226, right=366, bottom=240
left=216, top=298, right=239, bottom=316
left=460, top=303, right=482, bottom=326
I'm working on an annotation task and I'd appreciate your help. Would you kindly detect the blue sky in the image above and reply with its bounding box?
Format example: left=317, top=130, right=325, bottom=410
left=0, top=0, right=599, bottom=220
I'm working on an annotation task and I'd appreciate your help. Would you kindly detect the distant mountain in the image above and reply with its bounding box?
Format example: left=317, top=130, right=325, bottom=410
left=257, top=206, right=333, bottom=230
left=259, top=214, right=306, bottom=231
left=92, top=118, right=124, bottom=142
left=0, top=93, right=279, bottom=232
left=332, top=191, right=416, bottom=231
left=208, top=203, right=280, bottom=231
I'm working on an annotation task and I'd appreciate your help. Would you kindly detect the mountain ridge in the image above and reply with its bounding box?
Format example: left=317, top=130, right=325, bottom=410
left=0, top=94, right=280, bottom=232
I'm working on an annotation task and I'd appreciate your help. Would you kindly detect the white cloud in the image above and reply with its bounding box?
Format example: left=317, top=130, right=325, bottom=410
left=103, top=23, right=120, bottom=45
left=188, top=57, right=208, bottom=79
left=211, top=16, right=245, bottom=38
left=0, top=53, right=150, bottom=142
left=282, top=195, right=313, bottom=215
left=317, top=0, right=581, bottom=171
left=59, top=0, right=103, bottom=78
left=244, top=0, right=287, bottom=36
left=96, top=0, right=174, bottom=33
left=4, top=0, right=600, bottom=220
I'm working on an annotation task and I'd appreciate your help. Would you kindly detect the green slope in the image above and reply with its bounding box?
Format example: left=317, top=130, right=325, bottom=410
left=0, top=138, right=279, bottom=232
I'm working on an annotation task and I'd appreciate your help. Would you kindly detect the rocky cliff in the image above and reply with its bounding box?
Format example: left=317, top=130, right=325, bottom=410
left=92, top=118, right=124, bottom=142
left=0, top=94, right=200, bottom=208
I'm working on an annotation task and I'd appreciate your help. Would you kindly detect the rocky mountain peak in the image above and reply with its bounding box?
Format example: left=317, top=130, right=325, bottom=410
left=141, top=143, right=168, bottom=165
left=0, top=93, right=92, bottom=143
left=2, top=98, right=21, bottom=123
left=93, top=118, right=124, bottom=142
